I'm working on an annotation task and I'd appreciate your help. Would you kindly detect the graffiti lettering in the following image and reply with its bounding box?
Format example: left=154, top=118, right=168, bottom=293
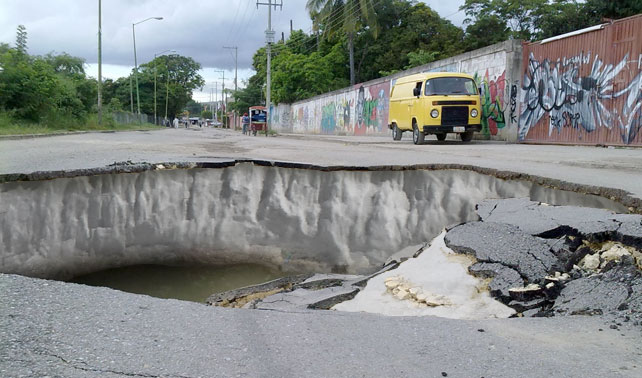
left=321, top=103, right=336, bottom=134
left=474, top=70, right=507, bottom=136
left=519, top=52, right=642, bottom=144
left=290, top=81, right=390, bottom=136
left=510, top=84, right=518, bottom=123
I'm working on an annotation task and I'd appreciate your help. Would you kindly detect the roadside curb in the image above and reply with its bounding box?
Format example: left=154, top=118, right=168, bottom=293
left=0, top=127, right=166, bottom=141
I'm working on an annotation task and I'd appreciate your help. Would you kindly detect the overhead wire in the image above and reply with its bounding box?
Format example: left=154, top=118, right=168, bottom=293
left=223, top=0, right=244, bottom=47
left=228, top=0, right=254, bottom=46
left=289, top=0, right=384, bottom=57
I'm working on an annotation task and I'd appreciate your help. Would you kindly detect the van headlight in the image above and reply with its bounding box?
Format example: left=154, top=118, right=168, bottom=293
left=430, top=109, right=439, bottom=118
left=471, top=109, right=479, bottom=118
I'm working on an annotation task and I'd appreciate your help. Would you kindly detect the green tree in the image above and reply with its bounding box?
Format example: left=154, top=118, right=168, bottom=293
left=15, top=25, right=27, bottom=55
left=357, top=1, right=463, bottom=81
left=229, top=76, right=264, bottom=114
left=107, top=97, right=124, bottom=112
left=405, top=50, right=438, bottom=69
left=271, top=42, right=349, bottom=103
left=102, top=54, right=204, bottom=119
left=306, top=0, right=378, bottom=85
left=184, top=99, right=202, bottom=116
left=462, top=15, right=510, bottom=51
left=584, top=0, right=642, bottom=23
left=532, top=1, right=588, bottom=40
left=0, top=50, right=58, bottom=121
left=44, top=53, right=85, bottom=77
left=461, top=0, right=547, bottom=41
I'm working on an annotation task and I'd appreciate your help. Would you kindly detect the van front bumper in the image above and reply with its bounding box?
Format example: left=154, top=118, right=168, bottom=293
left=422, top=124, right=481, bottom=134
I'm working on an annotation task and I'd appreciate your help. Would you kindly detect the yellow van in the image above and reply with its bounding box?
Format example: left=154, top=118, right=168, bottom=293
left=388, top=72, right=482, bottom=144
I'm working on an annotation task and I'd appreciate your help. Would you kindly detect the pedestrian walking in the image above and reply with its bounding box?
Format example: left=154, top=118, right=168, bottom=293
left=242, top=113, right=250, bottom=135
left=173, top=117, right=178, bottom=129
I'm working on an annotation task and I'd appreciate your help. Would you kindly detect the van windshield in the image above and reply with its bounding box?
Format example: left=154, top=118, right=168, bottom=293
left=425, top=77, right=477, bottom=96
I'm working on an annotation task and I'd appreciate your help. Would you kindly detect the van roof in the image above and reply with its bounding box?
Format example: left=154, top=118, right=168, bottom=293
left=394, top=72, right=475, bottom=84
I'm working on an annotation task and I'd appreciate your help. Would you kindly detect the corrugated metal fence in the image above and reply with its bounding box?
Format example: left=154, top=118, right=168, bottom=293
left=518, top=15, right=642, bottom=146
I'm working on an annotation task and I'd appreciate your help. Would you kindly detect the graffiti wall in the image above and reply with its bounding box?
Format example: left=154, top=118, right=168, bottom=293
left=279, top=80, right=391, bottom=136
left=271, top=40, right=522, bottom=140
left=519, top=16, right=642, bottom=146
left=461, top=50, right=519, bottom=139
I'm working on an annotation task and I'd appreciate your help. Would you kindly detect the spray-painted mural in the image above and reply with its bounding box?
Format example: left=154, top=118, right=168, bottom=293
left=272, top=41, right=522, bottom=141
left=519, top=52, right=642, bottom=144
left=461, top=49, right=516, bottom=139
left=474, top=70, right=507, bottom=136
left=289, top=80, right=390, bottom=136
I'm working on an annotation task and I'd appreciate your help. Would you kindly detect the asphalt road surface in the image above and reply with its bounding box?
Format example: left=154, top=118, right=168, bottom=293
left=1, top=127, right=642, bottom=199
left=2, top=274, right=641, bottom=378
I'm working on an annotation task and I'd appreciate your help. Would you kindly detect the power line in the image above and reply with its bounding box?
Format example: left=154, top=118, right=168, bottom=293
left=223, top=0, right=244, bottom=47
left=227, top=0, right=254, bottom=47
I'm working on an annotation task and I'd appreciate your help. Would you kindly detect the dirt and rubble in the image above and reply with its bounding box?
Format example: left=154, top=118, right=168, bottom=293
left=445, top=198, right=642, bottom=324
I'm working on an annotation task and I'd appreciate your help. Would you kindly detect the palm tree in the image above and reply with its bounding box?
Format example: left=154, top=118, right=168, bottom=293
left=306, top=0, right=378, bottom=86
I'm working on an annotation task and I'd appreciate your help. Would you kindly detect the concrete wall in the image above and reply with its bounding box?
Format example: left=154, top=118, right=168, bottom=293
left=271, top=40, right=522, bottom=141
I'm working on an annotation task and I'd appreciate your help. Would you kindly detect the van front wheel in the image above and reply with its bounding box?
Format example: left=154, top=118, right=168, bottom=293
left=412, top=123, right=424, bottom=145
left=460, top=131, right=474, bottom=142
left=392, top=123, right=402, bottom=141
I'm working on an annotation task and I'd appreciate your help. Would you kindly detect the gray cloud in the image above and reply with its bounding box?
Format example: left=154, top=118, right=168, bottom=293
left=0, top=0, right=464, bottom=73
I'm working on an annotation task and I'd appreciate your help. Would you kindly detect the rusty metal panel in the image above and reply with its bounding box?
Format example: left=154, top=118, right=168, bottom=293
left=518, top=15, right=642, bottom=146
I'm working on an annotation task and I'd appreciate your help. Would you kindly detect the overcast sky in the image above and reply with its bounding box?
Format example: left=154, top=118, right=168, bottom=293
left=0, top=0, right=465, bottom=102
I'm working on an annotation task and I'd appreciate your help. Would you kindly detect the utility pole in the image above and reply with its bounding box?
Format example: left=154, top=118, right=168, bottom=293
left=97, top=0, right=102, bottom=125
left=214, top=82, right=218, bottom=121
left=223, top=46, right=238, bottom=129
left=223, top=46, right=238, bottom=96
left=164, top=70, right=169, bottom=120
left=154, top=50, right=176, bottom=124
left=213, top=70, right=225, bottom=127
left=257, top=0, right=282, bottom=136
left=130, top=75, right=134, bottom=113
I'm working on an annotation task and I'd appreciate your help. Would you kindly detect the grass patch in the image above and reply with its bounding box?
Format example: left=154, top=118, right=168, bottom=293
left=0, top=112, right=162, bottom=136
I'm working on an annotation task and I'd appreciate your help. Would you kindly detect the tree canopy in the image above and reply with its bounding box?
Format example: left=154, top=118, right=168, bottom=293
left=229, top=0, right=641, bottom=109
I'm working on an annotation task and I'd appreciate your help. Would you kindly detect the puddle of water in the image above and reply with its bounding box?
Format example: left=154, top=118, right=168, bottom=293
left=70, top=264, right=288, bottom=303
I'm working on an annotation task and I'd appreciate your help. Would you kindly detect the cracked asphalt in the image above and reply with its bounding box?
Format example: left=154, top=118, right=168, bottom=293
left=2, top=274, right=641, bottom=378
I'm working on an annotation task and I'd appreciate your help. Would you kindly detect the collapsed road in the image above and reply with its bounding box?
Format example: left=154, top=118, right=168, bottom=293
left=215, top=199, right=641, bottom=327
left=1, top=129, right=642, bottom=377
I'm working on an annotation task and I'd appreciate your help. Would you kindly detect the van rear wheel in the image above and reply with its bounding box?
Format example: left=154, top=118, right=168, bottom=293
left=392, top=123, right=402, bottom=141
left=412, top=123, right=424, bottom=145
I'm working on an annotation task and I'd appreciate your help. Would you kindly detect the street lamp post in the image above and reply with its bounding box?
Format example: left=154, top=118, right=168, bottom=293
left=97, top=0, right=102, bottom=125
left=165, top=70, right=170, bottom=121
left=212, top=70, right=225, bottom=127
left=132, top=16, right=163, bottom=115
left=154, top=49, right=175, bottom=124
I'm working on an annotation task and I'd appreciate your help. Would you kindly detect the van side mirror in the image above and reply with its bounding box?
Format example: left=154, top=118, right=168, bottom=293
left=413, top=87, right=421, bottom=97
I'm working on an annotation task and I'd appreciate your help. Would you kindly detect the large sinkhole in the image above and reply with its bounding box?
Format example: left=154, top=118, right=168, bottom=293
left=0, top=162, right=628, bottom=302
